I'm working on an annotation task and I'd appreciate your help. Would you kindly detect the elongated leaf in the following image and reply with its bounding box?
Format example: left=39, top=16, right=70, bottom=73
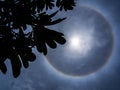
left=26, top=53, right=36, bottom=62
left=20, top=54, right=29, bottom=68
left=45, top=17, right=66, bottom=25
left=49, top=10, right=59, bottom=18
left=54, top=36, right=66, bottom=44
left=46, top=39, right=57, bottom=48
left=9, top=49, right=21, bottom=78
left=0, top=62, right=7, bottom=74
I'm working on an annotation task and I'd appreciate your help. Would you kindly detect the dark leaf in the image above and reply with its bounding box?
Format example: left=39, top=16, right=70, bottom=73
left=36, top=42, right=47, bottom=55
left=49, top=10, right=59, bottom=18
left=35, top=11, right=66, bottom=26
left=0, top=62, right=7, bottom=74
left=46, top=39, right=57, bottom=48
left=9, top=49, right=22, bottom=78
left=26, top=53, right=36, bottom=62
left=57, top=0, right=76, bottom=11
left=54, top=36, right=66, bottom=44
left=20, top=54, right=29, bottom=68
left=45, top=17, right=66, bottom=25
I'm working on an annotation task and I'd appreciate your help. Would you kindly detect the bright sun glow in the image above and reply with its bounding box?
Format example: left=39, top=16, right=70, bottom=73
left=67, top=33, right=93, bottom=57
left=70, top=36, right=80, bottom=49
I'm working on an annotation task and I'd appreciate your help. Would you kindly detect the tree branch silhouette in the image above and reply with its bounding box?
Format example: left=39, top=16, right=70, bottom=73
left=0, top=0, right=76, bottom=77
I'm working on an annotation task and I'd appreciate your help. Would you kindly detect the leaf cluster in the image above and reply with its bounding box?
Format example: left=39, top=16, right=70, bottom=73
left=0, top=0, right=75, bottom=77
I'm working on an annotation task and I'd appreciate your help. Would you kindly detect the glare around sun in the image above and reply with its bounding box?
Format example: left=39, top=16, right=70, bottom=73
left=66, top=32, right=94, bottom=57
left=70, top=36, right=80, bottom=49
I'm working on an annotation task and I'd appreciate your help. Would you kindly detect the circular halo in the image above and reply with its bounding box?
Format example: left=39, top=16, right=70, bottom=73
left=45, top=5, right=114, bottom=77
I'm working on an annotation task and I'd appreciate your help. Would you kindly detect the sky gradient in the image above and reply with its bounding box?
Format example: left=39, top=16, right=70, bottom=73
left=0, top=0, right=120, bottom=90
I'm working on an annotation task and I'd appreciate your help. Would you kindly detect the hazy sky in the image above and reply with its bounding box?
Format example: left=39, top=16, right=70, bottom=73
left=0, top=0, right=120, bottom=90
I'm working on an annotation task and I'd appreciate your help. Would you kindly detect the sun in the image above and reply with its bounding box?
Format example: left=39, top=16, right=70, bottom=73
left=67, top=33, right=94, bottom=57
left=70, top=36, right=80, bottom=49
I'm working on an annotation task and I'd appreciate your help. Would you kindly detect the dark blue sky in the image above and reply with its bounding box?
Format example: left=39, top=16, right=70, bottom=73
left=0, top=0, right=120, bottom=90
